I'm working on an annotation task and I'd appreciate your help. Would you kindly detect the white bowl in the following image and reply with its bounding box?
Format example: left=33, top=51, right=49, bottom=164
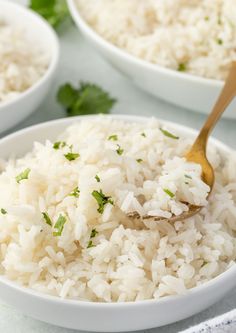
left=67, top=0, right=236, bottom=119
left=0, top=114, right=235, bottom=332
left=0, top=0, right=60, bottom=134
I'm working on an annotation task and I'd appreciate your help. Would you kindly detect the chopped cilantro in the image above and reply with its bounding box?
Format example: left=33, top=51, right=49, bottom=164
left=42, top=212, right=52, bottom=226
left=1, top=208, right=7, bottom=215
left=116, top=144, right=124, bottom=156
left=163, top=188, right=175, bottom=198
left=64, top=152, right=80, bottom=161
left=53, top=214, right=67, bottom=236
left=141, top=132, right=146, bottom=137
left=90, top=228, right=98, bottom=238
left=217, top=38, right=223, bottom=45
left=16, top=168, right=31, bottom=183
left=92, top=189, right=114, bottom=214
left=87, top=240, right=95, bottom=248
left=57, top=82, right=116, bottom=117
left=69, top=186, right=80, bottom=198
left=95, top=175, right=100, bottom=182
left=204, top=16, right=209, bottom=21
left=178, top=63, right=187, bottom=72
left=136, top=159, right=143, bottom=163
left=108, top=134, right=118, bottom=141
left=160, top=128, right=179, bottom=140
left=53, top=141, right=66, bottom=150
left=29, top=0, right=69, bottom=29
left=184, top=174, right=192, bottom=179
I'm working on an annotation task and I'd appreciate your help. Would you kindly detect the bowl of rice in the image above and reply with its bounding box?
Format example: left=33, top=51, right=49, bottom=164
left=0, top=0, right=59, bottom=133
left=68, top=0, right=236, bottom=118
left=0, top=114, right=235, bottom=331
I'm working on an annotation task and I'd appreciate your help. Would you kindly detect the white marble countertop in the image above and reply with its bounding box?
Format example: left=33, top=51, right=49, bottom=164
left=0, top=2, right=236, bottom=332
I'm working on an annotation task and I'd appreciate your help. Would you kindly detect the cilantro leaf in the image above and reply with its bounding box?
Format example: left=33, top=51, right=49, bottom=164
left=42, top=212, right=53, bottom=226
left=57, top=82, right=116, bottom=117
left=141, top=132, right=146, bottom=137
left=184, top=174, right=192, bottom=179
left=163, top=188, right=175, bottom=198
left=64, top=152, right=80, bottom=161
left=108, top=135, right=118, bottom=141
left=29, top=0, right=69, bottom=28
left=116, top=144, right=124, bottom=156
left=95, top=175, right=100, bottom=182
left=178, top=63, right=187, bottom=72
left=53, top=214, right=67, bottom=236
left=69, top=186, right=80, bottom=198
left=136, top=158, right=143, bottom=163
left=92, top=189, right=114, bottom=214
left=160, top=128, right=179, bottom=140
left=90, top=228, right=98, bottom=238
left=16, top=168, right=31, bottom=183
left=1, top=208, right=7, bottom=215
left=87, top=240, right=95, bottom=248
left=53, top=141, right=66, bottom=150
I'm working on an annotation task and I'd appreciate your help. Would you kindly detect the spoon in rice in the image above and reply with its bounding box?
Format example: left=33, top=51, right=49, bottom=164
left=128, top=61, right=236, bottom=222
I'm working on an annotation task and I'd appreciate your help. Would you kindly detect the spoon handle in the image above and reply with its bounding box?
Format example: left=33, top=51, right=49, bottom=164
left=193, top=61, right=236, bottom=152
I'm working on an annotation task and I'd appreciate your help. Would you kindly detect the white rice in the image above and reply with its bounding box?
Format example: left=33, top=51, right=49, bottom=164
left=0, top=19, right=49, bottom=103
left=0, top=117, right=235, bottom=302
left=76, top=0, right=236, bottom=80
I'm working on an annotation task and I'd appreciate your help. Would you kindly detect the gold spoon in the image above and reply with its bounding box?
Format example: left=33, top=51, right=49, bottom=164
left=128, top=61, right=236, bottom=222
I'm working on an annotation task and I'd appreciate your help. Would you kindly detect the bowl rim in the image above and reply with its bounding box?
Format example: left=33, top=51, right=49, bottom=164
left=67, top=0, right=224, bottom=88
left=0, top=0, right=60, bottom=109
left=0, top=114, right=235, bottom=308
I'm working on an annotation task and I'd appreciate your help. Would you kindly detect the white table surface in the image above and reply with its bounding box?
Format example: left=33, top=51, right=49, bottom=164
left=1, top=1, right=236, bottom=332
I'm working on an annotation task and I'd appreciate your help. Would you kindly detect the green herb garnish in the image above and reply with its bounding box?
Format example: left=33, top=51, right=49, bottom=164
left=184, top=174, right=192, bottom=179
left=69, top=186, right=80, bottom=198
left=1, top=208, right=7, bottom=215
left=204, top=16, right=209, bottom=21
left=53, top=141, right=66, bottom=150
left=141, top=132, right=146, bottom=137
left=95, top=175, right=100, bottom=182
left=160, top=128, right=179, bottom=140
left=87, top=240, right=95, bottom=248
left=178, top=63, right=187, bottom=72
left=217, top=38, right=223, bottom=45
left=64, top=152, right=80, bottom=161
left=29, top=0, right=69, bottom=29
left=108, top=135, right=118, bottom=141
left=16, top=168, right=31, bottom=183
left=136, top=159, right=143, bottom=163
left=57, top=82, right=116, bottom=117
left=53, top=214, right=67, bottom=236
left=116, top=145, right=124, bottom=156
left=42, top=212, right=52, bottom=226
left=90, top=228, right=98, bottom=239
left=163, top=188, right=175, bottom=198
left=92, top=189, right=114, bottom=214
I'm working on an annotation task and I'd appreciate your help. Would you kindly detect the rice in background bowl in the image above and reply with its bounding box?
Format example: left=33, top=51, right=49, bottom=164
left=76, top=0, right=236, bottom=81
left=0, top=0, right=59, bottom=133
left=0, top=116, right=235, bottom=302
left=0, top=17, right=50, bottom=104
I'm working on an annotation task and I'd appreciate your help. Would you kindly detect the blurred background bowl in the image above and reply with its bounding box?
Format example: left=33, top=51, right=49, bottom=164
left=0, top=0, right=60, bottom=134
left=68, top=0, right=236, bottom=119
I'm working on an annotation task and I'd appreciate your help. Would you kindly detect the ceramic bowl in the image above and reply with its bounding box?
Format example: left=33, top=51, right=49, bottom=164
left=0, top=115, right=235, bottom=331
left=0, top=0, right=60, bottom=134
left=67, top=0, right=236, bottom=119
